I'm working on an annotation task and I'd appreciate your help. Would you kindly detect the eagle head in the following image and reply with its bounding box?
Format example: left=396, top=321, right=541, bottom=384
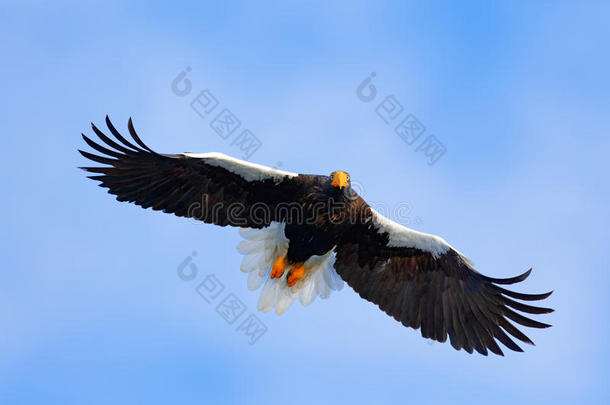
left=330, top=171, right=350, bottom=189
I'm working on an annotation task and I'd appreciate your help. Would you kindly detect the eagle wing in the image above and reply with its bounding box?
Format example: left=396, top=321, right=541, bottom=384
left=334, top=203, right=553, bottom=356
left=79, top=116, right=305, bottom=228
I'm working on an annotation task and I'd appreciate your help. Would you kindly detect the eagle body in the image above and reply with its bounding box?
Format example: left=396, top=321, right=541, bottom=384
left=79, top=117, right=554, bottom=356
left=282, top=182, right=357, bottom=263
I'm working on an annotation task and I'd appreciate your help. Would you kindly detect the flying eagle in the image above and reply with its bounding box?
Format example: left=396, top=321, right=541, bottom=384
left=79, top=116, right=553, bottom=356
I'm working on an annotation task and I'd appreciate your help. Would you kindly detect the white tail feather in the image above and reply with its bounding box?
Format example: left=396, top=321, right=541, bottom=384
left=236, top=222, right=343, bottom=315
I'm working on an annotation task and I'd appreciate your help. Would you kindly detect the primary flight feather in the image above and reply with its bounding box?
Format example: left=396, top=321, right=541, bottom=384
left=79, top=116, right=553, bottom=356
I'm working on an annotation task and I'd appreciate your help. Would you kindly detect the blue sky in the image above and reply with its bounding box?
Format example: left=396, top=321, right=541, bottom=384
left=1, top=1, right=609, bottom=403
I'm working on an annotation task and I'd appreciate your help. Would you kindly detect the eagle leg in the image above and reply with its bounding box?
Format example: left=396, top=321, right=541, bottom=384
left=271, top=256, right=286, bottom=279
left=287, top=264, right=305, bottom=287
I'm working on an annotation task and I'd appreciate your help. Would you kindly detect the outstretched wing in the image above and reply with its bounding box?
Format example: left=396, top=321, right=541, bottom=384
left=334, top=203, right=553, bottom=356
left=79, top=116, right=307, bottom=228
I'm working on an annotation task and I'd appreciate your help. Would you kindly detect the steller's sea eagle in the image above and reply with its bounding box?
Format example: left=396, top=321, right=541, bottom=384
left=79, top=116, right=553, bottom=356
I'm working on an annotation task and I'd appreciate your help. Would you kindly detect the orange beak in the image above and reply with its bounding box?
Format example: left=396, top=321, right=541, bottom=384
left=331, top=171, right=349, bottom=189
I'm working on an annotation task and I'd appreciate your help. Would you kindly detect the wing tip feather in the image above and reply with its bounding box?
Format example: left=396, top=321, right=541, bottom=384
left=483, top=268, right=532, bottom=285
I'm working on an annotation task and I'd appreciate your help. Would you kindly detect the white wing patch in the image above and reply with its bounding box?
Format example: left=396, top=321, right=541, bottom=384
left=183, top=152, right=298, bottom=183
left=236, top=222, right=343, bottom=315
left=370, top=208, right=470, bottom=262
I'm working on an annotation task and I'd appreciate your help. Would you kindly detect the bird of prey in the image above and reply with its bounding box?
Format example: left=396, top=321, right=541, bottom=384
left=79, top=116, right=553, bottom=356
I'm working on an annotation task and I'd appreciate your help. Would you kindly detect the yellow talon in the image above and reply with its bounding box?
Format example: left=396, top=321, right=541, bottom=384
left=271, top=256, right=286, bottom=279
left=287, top=264, right=305, bottom=287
